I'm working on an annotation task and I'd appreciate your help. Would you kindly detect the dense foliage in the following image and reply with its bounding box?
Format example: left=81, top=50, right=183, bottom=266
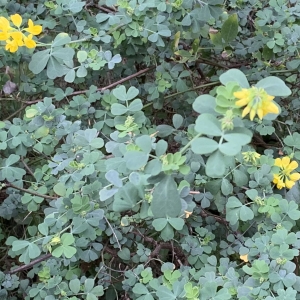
left=2, top=0, right=300, bottom=299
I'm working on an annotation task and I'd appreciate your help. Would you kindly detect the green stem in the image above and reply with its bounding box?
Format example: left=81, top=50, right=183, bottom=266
left=223, top=163, right=242, bottom=179
left=179, top=132, right=202, bottom=154
left=164, top=82, right=219, bottom=100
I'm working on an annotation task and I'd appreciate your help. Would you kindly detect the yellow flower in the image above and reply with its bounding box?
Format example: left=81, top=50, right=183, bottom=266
left=0, top=16, right=42, bottom=52
left=10, top=31, right=24, bottom=46
left=234, top=86, right=279, bottom=121
left=273, top=156, right=300, bottom=189
left=24, top=34, right=36, bottom=48
left=10, top=14, right=22, bottom=27
left=25, top=19, right=42, bottom=35
left=0, top=17, right=11, bottom=40
left=0, top=16, right=11, bottom=31
left=5, top=39, right=19, bottom=52
left=240, top=254, right=248, bottom=263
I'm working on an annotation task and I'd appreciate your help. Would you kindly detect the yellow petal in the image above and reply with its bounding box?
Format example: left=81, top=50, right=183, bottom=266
left=24, top=34, right=36, bottom=48
left=234, top=89, right=249, bottom=99
left=236, top=98, right=250, bottom=107
left=274, top=158, right=283, bottom=168
left=285, top=179, right=295, bottom=189
left=287, top=160, right=298, bottom=171
left=241, top=106, right=251, bottom=118
left=10, top=31, right=24, bottom=46
left=267, top=95, right=275, bottom=101
left=0, top=17, right=11, bottom=31
left=184, top=211, right=192, bottom=218
left=262, top=101, right=279, bottom=116
left=281, top=156, right=291, bottom=168
left=273, top=174, right=280, bottom=183
left=276, top=180, right=285, bottom=189
left=25, top=19, right=42, bottom=35
left=5, top=39, right=18, bottom=52
left=0, top=31, right=9, bottom=41
left=289, top=172, right=300, bottom=181
left=240, top=254, right=248, bottom=262
left=257, top=108, right=263, bottom=120
left=10, top=14, right=22, bottom=27
left=249, top=108, right=256, bottom=121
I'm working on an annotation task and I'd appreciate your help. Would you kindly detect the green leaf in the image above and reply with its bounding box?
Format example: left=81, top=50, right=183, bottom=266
left=205, top=150, right=226, bottom=178
left=284, top=132, right=300, bottom=149
left=221, top=178, right=233, bottom=196
left=191, top=137, right=219, bottom=154
left=86, top=294, right=97, bottom=300
left=52, top=32, right=71, bottom=47
left=157, top=125, right=174, bottom=137
left=26, top=108, right=39, bottom=118
left=35, top=126, right=49, bottom=139
left=223, top=127, right=252, bottom=145
left=124, top=151, right=149, bottom=170
left=69, top=278, right=80, bottom=294
left=195, top=114, right=222, bottom=136
left=156, top=286, right=177, bottom=300
left=256, top=77, right=292, bottom=96
left=105, top=170, right=123, bottom=187
left=210, top=32, right=223, bottom=47
left=12, top=240, right=30, bottom=251
left=226, top=196, right=254, bottom=225
left=84, top=278, right=95, bottom=293
left=28, top=243, right=41, bottom=259
left=233, top=169, right=248, bottom=186
left=38, top=223, right=48, bottom=236
left=5, top=154, right=19, bottom=166
left=136, top=135, right=152, bottom=153
left=133, top=283, right=149, bottom=295
left=168, top=218, right=184, bottom=230
left=219, top=69, right=250, bottom=88
left=61, top=233, right=75, bottom=246
left=53, top=182, right=66, bottom=196
left=77, top=50, right=87, bottom=63
left=47, top=57, right=68, bottom=79
left=113, top=86, right=139, bottom=101
left=172, top=114, right=183, bottom=129
left=89, top=138, right=104, bottom=149
left=99, top=188, right=118, bottom=201
left=221, top=13, right=238, bottom=44
left=52, top=47, right=75, bottom=61
left=151, top=176, right=181, bottom=218
left=155, top=139, right=168, bottom=156
left=193, top=95, right=218, bottom=115
left=113, top=183, right=140, bottom=212
left=128, top=99, right=143, bottom=112
left=118, top=247, right=130, bottom=260
left=64, top=69, right=76, bottom=83
left=239, top=205, right=254, bottom=222
left=111, top=103, right=128, bottom=115
left=29, top=49, right=51, bottom=74
left=152, top=218, right=168, bottom=231
left=160, top=223, right=174, bottom=241
left=77, top=65, right=87, bottom=77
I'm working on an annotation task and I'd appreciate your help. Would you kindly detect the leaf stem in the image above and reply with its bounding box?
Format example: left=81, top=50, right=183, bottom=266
left=179, top=132, right=202, bottom=154
left=6, top=182, right=57, bottom=200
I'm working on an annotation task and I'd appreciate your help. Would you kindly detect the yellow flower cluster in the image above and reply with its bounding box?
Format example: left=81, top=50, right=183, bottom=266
left=234, top=86, right=279, bottom=121
left=0, top=14, right=42, bottom=52
left=242, top=151, right=261, bottom=165
left=273, top=156, right=300, bottom=189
